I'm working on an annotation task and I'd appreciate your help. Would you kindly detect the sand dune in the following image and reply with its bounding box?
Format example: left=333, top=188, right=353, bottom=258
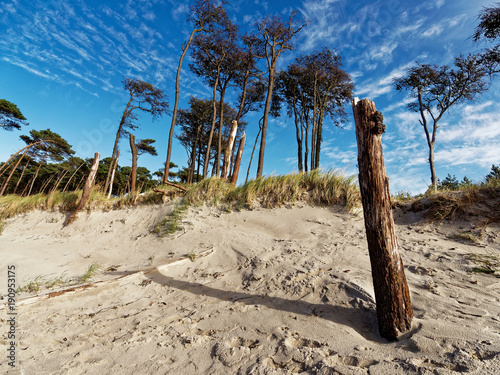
left=1, top=202, right=499, bottom=374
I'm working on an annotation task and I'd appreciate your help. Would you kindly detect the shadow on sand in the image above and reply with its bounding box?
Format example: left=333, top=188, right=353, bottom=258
left=144, top=269, right=391, bottom=344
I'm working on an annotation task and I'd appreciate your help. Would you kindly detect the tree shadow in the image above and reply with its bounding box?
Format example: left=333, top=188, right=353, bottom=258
left=145, top=270, right=388, bottom=343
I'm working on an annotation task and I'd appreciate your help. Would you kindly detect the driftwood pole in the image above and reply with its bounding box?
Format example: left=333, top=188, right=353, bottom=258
left=230, top=132, right=246, bottom=186
left=221, top=120, right=238, bottom=180
left=107, top=150, right=119, bottom=199
left=65, top=152, right=100, bottom=226
left=352, top=98, right=413, bottom=341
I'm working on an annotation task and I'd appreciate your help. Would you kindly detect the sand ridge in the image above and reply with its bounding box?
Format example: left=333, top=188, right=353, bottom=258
left=1, top=203, right=499, bottom=374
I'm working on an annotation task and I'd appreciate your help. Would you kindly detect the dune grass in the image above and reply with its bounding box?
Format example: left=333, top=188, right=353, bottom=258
left=185, top=170, right=360, bottom=210
left=0, top=186, right=180, bottom=232
left=16, top=262, right=103, bottom=294
left=1, top=171, right=358, bottom=235
left=466, top=253, right=500, bottom=276
left=393, top=184, right=500, bottom=224
left=153, top=170, right=359, bottom=236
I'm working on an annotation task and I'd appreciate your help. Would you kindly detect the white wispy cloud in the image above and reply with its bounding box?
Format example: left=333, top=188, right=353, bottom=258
left=366, top=41, right=399, bottom=66
left=2, top=57, right=53, bottom=80
left=171, top=3, right=189, bottom=21
left=436, top=144, right=500, bottom=167
left=323, top=146, right=357, bottom=165
left=439, top=102, right=500, bottom=142
left=355, top=62, right=413, bottom=99
left=298, top=0, right=350, bottom=50
left=422, top=24, right=444, bottom=37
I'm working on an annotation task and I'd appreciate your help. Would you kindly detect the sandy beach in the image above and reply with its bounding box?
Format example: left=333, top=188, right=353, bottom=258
left=1, top=201, right=499, bottom=374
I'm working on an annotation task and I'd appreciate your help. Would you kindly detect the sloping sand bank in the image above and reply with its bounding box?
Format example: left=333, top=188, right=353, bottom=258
left=1, top=203, right=499, bottom=374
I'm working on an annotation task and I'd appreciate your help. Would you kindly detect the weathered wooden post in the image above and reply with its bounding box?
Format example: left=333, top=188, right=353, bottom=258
left=352, top=98, right=413, bottom=341
left=230, top=132, right=246, bottom=186
left=221, top=120, right=238, bottom=180
left=65, top=152, right=100, bottom=226
left=107, top=150, right=119, bottom=199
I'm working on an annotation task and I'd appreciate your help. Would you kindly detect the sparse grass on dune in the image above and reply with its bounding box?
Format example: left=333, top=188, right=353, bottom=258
left=398, top=186, right=500, bottom=223
left=1, top=171, right=358, bottom=235
left=154, top=170, right=360, bottom=236
left=0, top=186, right=181, bottom=232
left=16, top=262, right=104, bottom=294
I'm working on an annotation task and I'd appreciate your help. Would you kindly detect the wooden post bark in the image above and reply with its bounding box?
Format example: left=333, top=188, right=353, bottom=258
left=352, top=98, right=413, bottom=341
left=221, top=120, right=238, bottom=181
left=231, top=132, right=246, bottom=186
left=65, top=152, right=100, bottom=226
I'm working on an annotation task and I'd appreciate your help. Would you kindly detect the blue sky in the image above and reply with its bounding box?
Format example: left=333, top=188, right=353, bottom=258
left=1, top=0, right=499, bottom=194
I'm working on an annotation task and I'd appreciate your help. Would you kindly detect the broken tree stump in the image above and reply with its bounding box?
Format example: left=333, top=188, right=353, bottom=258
left=352, top=98, right=413, bottom=341
left=231, top=132, right=246, bottom=186
left=65, top=152, right=100, bottom=226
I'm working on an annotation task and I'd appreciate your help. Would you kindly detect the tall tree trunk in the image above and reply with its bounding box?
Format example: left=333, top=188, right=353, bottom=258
left=0, top=150, right=28, bottom=196
left=352, top=98, right=413, bottom=341
left=304, top=115, right=310, bottom=173
left=41, top=173, right=56, bottom=193
left=28, top=163, right=43, bottom=196
left=188, top=126, right=202, bottom=184
left=129, top=134, right=138, bottom=192
left=63, top=162, right=85, bottom=193
left=105, top=96, right=133, bottom=192
left=107, top=150, right=120, bottom=199
left=197, top=141, right=202, bottom=183
left=50, top=169, right=69, bottom=193
left=0, top=141, right=52, bottom=179
left=246, top=121, right=262, bottom=183
left=163, top=28, right=202, bottom=184
left=231, top=132, right=246, bottom=185
left=257, top=66, right=276, bottom=178
left=216, top=84, right=227, bottom=177
left=311, top=75, right=318, bottom=170
left=65, top=153, right=100, bottom=226
left=236, top=66, right=251, bottom=122
left=314, top=114, right=324, bottom=170
left=13, top=157, right=31, bottom=195
left=292, top=100, right=303, bottom=172
left=203, top=67, right=221, bottom=179
left=221, top=120, right=238, bottom=180
left=429, top=142, right=437, bottom=191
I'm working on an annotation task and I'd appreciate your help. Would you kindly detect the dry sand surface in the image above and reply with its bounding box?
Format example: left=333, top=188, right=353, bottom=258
left=1, top=202, right=499, bottom=374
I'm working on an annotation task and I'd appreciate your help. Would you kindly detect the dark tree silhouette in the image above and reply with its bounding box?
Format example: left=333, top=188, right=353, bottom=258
left=394, top=55, right=489, bottom=191
left=129, top=135, right=157, bottom=192
left=7, top=129, right=74, bottom=196
left=176, top=97, right=246, bottom=183
left=105, top=78, right=168, bottom=192
left=473, top=3, right=500, bottom=74
left=0, top=99, right=28, bottom=131
left=277, top=48, right=353, bottom=172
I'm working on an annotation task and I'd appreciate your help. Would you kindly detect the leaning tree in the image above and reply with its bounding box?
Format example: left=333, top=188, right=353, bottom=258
left=5, top=129, right=74, bottom=196
left=105, top=78, right=168, bottom=193
left=394, top=55, right=489, bottom=191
